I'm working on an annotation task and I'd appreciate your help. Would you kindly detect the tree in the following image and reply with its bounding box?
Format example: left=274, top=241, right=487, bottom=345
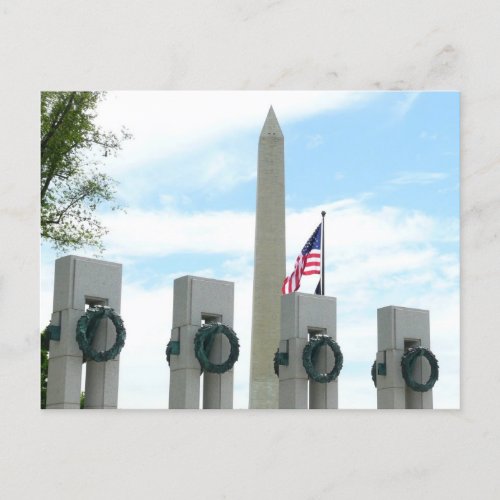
left=40, top=327, right=49, bottom=409
left=41, top=92, right=131, bottom=252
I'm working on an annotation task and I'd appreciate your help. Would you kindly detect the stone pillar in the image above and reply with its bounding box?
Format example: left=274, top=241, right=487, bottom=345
left=168, top=275, right=234, bottom=409
left=376, top=306, right=433, bottom=409
left=203, top=332, right=234, bottom=409
left=278, top=292, right=337, bottom=409
left=309, top=341, right=338, bottom=410
left=46, top=255, right=122, bottom=409
left=249, top=107, right=286, bottom=409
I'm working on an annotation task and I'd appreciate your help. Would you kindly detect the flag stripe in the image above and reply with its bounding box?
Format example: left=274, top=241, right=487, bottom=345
left=282, top=223, right=322, bottom=295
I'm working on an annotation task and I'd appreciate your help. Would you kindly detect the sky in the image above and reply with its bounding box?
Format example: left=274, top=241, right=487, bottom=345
left=40, top=91, right=460, bottom=409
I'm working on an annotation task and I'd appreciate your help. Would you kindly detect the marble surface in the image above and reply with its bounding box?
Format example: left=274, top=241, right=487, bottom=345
left=1, top=1, right=499, bottom=498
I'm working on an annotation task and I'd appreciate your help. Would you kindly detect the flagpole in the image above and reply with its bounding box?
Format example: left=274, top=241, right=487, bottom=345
left=321, top=210, right=326, bottom=295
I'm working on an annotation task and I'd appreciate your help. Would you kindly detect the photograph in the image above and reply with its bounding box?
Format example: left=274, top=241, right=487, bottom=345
left=40, top=90, right=459, bottom=410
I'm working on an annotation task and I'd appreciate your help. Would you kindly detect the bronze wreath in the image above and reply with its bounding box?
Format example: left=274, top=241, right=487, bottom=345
left=371, top=360, right=377, bottom=387
left=194, top=323, right=239, bottom=374
left=401, top=346, right=439, bottom=392
left=302, top=335, right=343, bottom=383
left=273, top=348, right=289, bottom=376
left=76, top=306, right=126, bottom=362
left=273, top=348, right=280, bottom=377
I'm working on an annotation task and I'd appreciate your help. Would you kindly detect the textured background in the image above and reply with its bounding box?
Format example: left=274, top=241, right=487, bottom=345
left=1, top=1, right=499, bottom=498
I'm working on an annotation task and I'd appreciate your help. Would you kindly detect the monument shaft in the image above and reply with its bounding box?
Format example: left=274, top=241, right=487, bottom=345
left=249, top=107, right=286, bottom=408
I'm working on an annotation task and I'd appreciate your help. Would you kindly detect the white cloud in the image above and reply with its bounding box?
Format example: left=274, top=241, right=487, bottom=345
left=114, top=149, right=257, bottom=207
left=117, top=282, right=172, bottom=409
left=285, top=199, right=457, bottom=260
left=306, top=134, right=324, bottom=149
left=389, top=171, right=448, bottom=185
left=198, top=151, right=256, bottom=192
left=393, top=92, right=420, bottom=118
left=100, top=208, right=255, bottom=258
left=99, top=197, right=457, bottom=261
left=95, top=91, right=375, bottom=175
left=438, top=182, right=459, bottom=194
left=420, top=130, right=438, bottom=140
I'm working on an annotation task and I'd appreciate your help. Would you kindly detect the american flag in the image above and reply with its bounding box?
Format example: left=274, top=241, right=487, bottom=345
left=281, top=223, right=322, bottom=294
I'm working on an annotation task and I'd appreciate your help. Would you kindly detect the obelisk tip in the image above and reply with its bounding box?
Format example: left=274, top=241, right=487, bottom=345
left=260, top=106, right=283, bottom=138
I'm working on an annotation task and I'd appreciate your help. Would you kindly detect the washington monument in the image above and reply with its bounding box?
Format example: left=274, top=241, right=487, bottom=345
left=249, top=107, right=286, bottom=409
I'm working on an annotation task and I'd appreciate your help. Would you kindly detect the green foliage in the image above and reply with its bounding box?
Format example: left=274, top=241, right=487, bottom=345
left=41, top=91, right=131, bottom=252
left=41, top=327, right=49, bottom=409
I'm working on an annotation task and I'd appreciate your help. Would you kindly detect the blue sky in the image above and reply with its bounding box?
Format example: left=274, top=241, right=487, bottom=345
left=40, top=91, right=460, bottom=409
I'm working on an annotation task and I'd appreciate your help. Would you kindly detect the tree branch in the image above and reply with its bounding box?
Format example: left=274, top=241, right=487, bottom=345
left=40, top=95, right=79, bottom=202
left=53, top=188, right=94, bottom=224
left=40, top=93, right=76, bottom=155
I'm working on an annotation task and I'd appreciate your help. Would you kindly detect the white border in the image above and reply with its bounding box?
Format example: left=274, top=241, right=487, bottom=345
left=1, top=1, right=499, bottom=497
